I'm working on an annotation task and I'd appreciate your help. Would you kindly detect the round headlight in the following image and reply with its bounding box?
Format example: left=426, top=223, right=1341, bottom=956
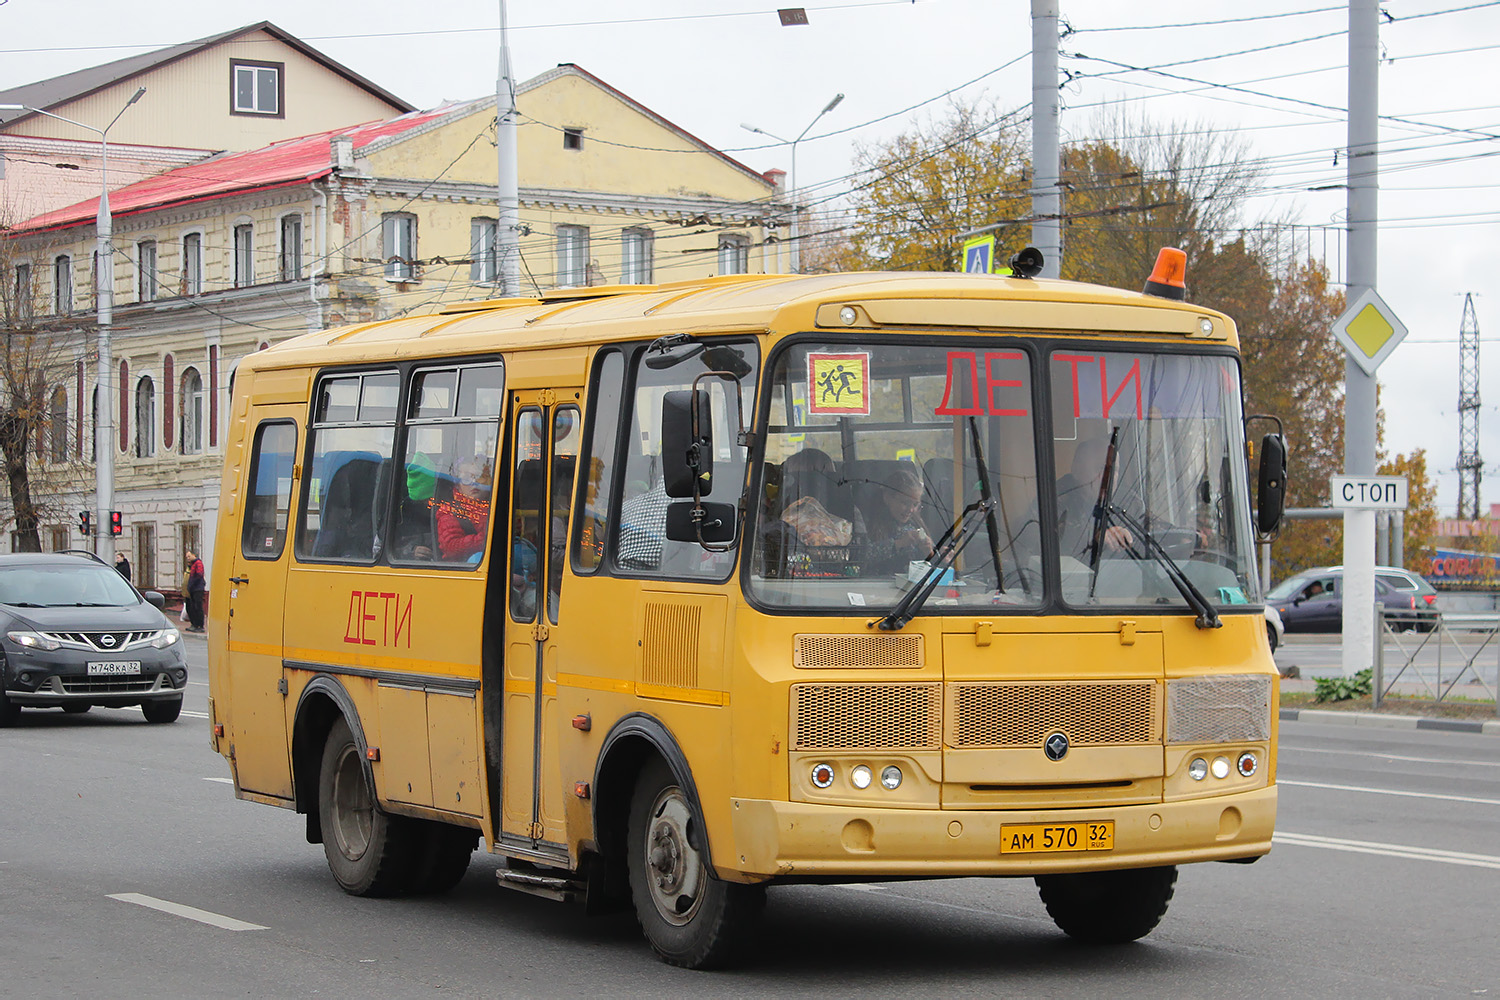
left=850, top=765, right=872, bottom=789
left=1188, top=757, right=1208, bottom=781
left=1211, top=756, right=1231, bottom=779
left=881, top=765, right=903, bottom=790
left=1237, top=751, right=1258, bottom=777
left=810, top=763, right=834, bottom=789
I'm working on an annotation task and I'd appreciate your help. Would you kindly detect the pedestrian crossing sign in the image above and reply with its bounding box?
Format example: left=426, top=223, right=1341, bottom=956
left=962, top=235, right=996, bottom=274
left=808, top=352, right=870, bottom=415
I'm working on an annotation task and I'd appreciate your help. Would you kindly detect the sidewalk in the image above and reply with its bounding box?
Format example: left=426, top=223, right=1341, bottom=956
left=1278, top=676, right=1500, bottom=735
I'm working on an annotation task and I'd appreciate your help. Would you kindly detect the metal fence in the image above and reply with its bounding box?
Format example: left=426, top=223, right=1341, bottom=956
left=1373, top=610, right=1500, bottom=715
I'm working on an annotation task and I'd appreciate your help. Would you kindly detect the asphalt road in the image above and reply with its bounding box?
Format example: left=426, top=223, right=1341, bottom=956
left=2, top=636, right=1497, bottom=997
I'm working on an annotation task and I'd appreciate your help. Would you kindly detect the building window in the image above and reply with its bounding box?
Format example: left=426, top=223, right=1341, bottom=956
left=49, top=387, right=67, bottom=464
left=53, top=255, right=71, bottom=313
left=135, top=522, right=156, bottom=590
left=231, top=59, right=283, bottom=117
left=563, top=127, right=584, bottom=151
left=137, top=240, right=157, bottom=302
left=557, top=225, right=589, bottom=287
left=48, top=525, right=68, bottom=553
left=234, top=224, right=254, bottom=287
left=718, top=234, right=749, bottom=275
left=135, top=376, right=156, bottom=458
left=383, top=213, right=417, bottom=281
left=471, top=217, right=498, bottom=285
left=182, top=233, right=203, bottom=295
left=180, top=367, right=204, bottom=455
left=279, top=214, right=302, bottom=281
left=12, top=263, right=31, bottom=321
left=622, top=228, right=653, bottom=284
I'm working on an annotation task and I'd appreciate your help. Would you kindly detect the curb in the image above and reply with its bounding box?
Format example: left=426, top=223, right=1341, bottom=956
left=1281, top=707, right=1500, bottom=735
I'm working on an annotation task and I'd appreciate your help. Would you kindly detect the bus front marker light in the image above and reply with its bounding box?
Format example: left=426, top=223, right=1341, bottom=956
left=1237, top=752, right=1258, bottom=777
left=810, top=763, right=834, bottom=789
left=881, top=765, right=903, bottom=790
left=850, top=765, right=872, bottom=789
left=838, top=306, right=857, bottom=325
left=1188, top=757, right=1208, bottom=781
left=1211, top=756, right=1231, bottom=779
left=1198, top=317, right=1214, bottom=336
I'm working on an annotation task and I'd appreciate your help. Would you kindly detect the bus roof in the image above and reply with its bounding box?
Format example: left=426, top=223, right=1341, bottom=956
left=238, top=270, right=1238, bottom=375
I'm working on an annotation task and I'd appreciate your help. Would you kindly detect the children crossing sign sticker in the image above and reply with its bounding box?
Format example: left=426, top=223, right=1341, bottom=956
left=808, top=352, right=870, bottom=415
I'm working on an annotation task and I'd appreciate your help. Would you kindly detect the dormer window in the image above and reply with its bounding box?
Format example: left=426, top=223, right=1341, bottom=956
left=232, top=60, right=284, bottom=117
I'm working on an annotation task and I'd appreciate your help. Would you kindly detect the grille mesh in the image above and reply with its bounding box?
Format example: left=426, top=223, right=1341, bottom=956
left=946, top=681, right=1158, bottom=748
left=641, top=603, right=701, bottom=689
left=792, top=683, right=941, bottom=751
left=795, top=633, right=924, bottom=669
left=1165, top=674, right=1271, bottom=743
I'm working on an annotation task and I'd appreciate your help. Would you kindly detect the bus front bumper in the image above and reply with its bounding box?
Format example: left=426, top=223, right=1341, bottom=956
left=726, top=784, right=1276, bottom=879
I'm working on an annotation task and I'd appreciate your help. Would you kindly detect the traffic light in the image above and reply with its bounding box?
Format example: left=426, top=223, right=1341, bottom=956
left=79, top=511, right=91, bottom=536
left=109, top=511, right=123, bottom=536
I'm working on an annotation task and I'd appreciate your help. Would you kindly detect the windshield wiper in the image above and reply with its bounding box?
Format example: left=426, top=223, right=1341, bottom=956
left=873, top=498, right=993, bottom=631
left=1099, top=503, right=1222, bottom=630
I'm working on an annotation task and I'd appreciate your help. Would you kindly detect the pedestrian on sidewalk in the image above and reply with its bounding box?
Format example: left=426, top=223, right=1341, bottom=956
left=184, top=551, right=206, bottom=633
left=114, top=550, right=131, bottom=583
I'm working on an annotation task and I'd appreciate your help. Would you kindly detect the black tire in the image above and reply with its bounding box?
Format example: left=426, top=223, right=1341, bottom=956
left=627, top=759, right=764, bottom=969
left=1036, top=865, right=1178, bottom=944
left=142, top=697, right=182, bottom=724
left=0, top=688, right=19, bottom=727
left=63, top=704, right=91, bottom=715
left=1266, top=623, right=1279, bottom=652
left=403, top=820, right=478, bottom=895
left=318, top=716, right=417, bottom=897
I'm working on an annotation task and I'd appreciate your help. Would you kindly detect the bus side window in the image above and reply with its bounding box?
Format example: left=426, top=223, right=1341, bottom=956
left=572, top=349, right=624, bottom=574
left=296, top=372, right=398, bottom=563
left=241, top=422, right=296, bottom=559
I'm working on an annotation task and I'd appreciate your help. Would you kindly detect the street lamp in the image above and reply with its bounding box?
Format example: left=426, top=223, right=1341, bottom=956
left=742, top=92, right=844, bottom=274
left=0, top=87, right=145, bottom=560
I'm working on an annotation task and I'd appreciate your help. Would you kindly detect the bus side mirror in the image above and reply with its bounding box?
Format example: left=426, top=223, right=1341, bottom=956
left=664, top=500, right=737, bottom=543
left=1256, top=433, right=1287, bottom=536
left=661, top=389, right=712, bottom=499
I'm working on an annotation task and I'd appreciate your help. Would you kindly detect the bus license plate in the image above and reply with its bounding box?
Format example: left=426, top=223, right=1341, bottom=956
left=87, top=661, right=142, bottom=675
left=1000, top=821, right=1114, bottom=854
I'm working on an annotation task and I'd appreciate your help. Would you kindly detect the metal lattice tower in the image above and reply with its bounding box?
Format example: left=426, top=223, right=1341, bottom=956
left=1457, top=293, right=1483, bottom=519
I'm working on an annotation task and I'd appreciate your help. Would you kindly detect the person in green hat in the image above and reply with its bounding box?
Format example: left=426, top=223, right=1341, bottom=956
left=394, top=452, right=440, bottom=559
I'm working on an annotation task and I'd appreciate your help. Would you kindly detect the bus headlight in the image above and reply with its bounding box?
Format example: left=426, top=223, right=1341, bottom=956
left=880, top=765, right=903, bottom=790
left=850, top=765, right=872, bottom=789
left=1188, top=757, right=1208, bottom=781
left=1211, top=756, right=1231, bottom=779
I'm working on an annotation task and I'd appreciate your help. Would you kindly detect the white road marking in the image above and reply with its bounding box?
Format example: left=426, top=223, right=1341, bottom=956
left=203, top=777, right=234, bottom=784
left=181, top=710, right=208, bottom=719
left=108, top=893, right=267, bottom=931
left=838, top=884, right=883, bottom=892
left=1275, top=832, right=1500, bottom=871
left=1282, top=745, right=1500, bottom=768
left=187, top=681, right=209, bottom=687
left=1279, top=779, right=1500, bottom=807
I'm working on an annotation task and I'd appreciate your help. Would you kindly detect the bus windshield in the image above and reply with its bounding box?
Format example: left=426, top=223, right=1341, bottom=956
left=746, top=340, right=1259, bottom=613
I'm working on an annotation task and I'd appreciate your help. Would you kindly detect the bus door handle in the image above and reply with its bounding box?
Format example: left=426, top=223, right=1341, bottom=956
left=229, top=576, right=250, bottom=585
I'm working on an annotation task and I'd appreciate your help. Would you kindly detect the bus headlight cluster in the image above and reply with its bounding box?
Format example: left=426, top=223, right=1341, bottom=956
left=809, top=762, right=904, bottom=792
left=1187, top=751, right=1258, bottom=781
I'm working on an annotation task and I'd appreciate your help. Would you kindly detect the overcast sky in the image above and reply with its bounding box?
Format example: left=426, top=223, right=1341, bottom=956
left=3, top=0, right=1497, bottom=517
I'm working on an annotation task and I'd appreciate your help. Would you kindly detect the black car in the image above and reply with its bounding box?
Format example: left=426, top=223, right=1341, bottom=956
left=1268, top=565, right=1442, bottom=634
left=0, top=552, right=188, bottom=724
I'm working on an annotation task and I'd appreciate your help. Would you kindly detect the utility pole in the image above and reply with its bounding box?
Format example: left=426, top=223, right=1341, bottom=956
left=496, top=0, right=522, bottom=296
left=1031, top=0, right=1061, bottom=278
left=1341, top=0, right=1380, bottom=678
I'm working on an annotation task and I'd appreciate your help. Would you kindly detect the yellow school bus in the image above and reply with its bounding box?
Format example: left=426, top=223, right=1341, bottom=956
left=208, top=252, right=1286, bottom=968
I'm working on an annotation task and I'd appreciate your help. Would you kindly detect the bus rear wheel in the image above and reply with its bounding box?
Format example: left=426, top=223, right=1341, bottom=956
left=404, top=820, right=477, bottom=895
left=318, top=716, right=417, bottom=897
left=626, top=759, right=763, bottom=969
left=1035, top=865, right=1177, bottom=943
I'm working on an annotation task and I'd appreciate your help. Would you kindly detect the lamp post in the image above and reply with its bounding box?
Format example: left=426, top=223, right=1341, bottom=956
left=742, top=92, right=843, bottom=274
left=0, top=88, right=145, bottom=560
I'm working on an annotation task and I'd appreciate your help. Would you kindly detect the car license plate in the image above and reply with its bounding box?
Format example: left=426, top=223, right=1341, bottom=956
left=1001, top=821, right=1114, bottom=854
left=87, top=661, right=142, bottom=676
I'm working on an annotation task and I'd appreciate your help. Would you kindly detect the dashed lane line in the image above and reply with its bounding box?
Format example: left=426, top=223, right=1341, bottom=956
left=1274, top=832, right=1500, bottom=871
left=203, top=777, right=233, bottom=784
left=108, top=893, right=267, bottom=931
left=1278, top=778, right=1500, bottom=807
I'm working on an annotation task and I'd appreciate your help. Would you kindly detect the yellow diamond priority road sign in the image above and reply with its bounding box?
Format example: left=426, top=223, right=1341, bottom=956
left=1332, top=287, right=1407, bottom=376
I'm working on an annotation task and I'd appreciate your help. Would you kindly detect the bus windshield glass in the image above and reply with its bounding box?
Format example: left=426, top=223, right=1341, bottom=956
left=746, top=340, right=1259, bottom=613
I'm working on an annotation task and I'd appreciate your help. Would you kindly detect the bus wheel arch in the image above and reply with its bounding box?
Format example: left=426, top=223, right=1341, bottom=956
left=593, top=714, right=707, bottom=872
left=291, top=675, right=370, bottom=846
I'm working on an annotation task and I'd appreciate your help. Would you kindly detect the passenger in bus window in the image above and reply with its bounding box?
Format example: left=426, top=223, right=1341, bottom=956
left=1055, top=433, right=1133, bottom=561
left=437, top=457, right=492, bottom=561
left=394, top=452, right=438, bottom=559
left=617, top=480, right=669, bottom=570
left=858, top=466, right=933, bottom=571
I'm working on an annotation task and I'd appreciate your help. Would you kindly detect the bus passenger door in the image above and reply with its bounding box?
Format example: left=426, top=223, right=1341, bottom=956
left=500, top=389, right=582, bottom=854
left=224, top=408, right=300, bottom=799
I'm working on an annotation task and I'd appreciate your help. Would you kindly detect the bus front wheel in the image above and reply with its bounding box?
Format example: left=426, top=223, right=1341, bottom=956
left=626, top=759, right=763, bottom=969
left=1035, top=865, right=1177, bottom=943
left=318, top=716, right=417, bottom=897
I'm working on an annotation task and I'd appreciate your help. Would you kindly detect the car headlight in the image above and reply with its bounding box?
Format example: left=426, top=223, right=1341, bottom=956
left=7, top=630, right=60, bottom=651
left=150, top=628, right=181, bottom=649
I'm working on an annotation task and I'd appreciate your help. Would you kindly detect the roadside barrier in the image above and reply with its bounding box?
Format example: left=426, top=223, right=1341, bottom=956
left=1374, top=609, right=1499, bottom=716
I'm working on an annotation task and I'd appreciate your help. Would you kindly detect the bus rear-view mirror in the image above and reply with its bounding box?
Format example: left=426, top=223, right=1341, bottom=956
left=661, top=389, right=712, bottom=498
left=1256, top=433, right=1287, bottom=536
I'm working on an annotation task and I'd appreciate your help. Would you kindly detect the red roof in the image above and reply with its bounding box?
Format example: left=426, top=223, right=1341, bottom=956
left=14, top=104, right=464, bottom=235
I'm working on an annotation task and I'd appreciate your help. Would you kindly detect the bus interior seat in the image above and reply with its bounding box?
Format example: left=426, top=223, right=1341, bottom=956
left=313, top=455, right=383, bottom=559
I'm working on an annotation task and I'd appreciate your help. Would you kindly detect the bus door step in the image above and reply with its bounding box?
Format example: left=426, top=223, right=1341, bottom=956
left=496, top=868, right=586, bottom=903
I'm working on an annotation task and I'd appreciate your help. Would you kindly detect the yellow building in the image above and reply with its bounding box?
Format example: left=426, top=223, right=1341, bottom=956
left=4, top=64, right=781, bottom=589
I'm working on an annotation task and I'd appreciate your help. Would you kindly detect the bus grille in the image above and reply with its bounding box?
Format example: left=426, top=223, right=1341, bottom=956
left=946, top=681, right=1159, bottom=748
left=794, top=633, right=924, bottom=669
left=791, top=683, right=941, bottom=751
